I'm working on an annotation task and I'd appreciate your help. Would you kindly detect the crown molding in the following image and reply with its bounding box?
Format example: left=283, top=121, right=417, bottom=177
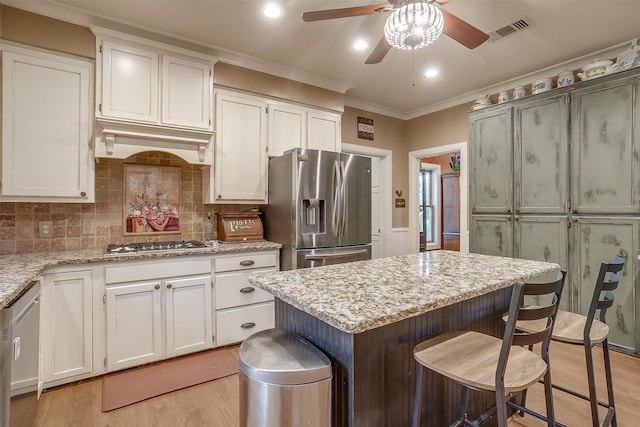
left=349, top=38, right=635, bottom=120
left=1, top=0, right=353, bottom=95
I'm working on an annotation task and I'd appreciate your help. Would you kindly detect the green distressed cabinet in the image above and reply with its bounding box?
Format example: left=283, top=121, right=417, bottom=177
left=470, top=215, right=513, bottom=257
left=571, top=217, right=639, bottom=353
left=570, top=76, right=640, bottom=214
left=469, top=107, right=513, bottom=214
left=514, top=95, right=569, bottom=214
left=514, top=216, right=570, bottom=310
left=469, top=68, right=640, bottom=354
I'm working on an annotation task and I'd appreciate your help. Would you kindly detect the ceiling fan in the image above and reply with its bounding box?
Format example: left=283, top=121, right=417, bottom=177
left=302, top=0, right=489, bottom=64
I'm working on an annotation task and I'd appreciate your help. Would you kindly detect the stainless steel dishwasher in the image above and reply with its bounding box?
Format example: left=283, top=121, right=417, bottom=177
left=1, top=280, right=41, bottom=427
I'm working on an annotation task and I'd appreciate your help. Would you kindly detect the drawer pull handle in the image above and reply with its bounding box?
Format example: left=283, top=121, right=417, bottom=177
left=240, top=287, right=255, bottom=293
left=239, top=260, right=255, bottom=267
left=241, top=322, right=256, bottom=329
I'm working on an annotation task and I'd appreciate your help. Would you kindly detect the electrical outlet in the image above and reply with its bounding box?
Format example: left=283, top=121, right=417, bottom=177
left=39, top=221, right=53, bottom=238
left=82, top=219, right=95, bottom=235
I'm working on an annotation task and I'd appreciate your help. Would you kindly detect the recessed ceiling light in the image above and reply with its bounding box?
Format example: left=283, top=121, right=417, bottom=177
left=263, top=4, right=282, bottom=19
left=424, top=68, right=439, bottom=78
left=353, top=40, right=368, bottom=51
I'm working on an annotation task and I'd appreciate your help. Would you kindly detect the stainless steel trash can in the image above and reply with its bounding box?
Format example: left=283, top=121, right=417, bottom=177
left=239, top=328, right=332, bottom=427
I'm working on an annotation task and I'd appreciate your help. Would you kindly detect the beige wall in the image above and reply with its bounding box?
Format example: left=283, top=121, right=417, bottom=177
left=1, top=6, right=95, bottom=58
left=405, top=103, right=472, bottom=152
left=342, top=104, right=473, bottom=228
left=342, top=106, right=408, bottom=227
left=214, top=63, right=344, bottom=112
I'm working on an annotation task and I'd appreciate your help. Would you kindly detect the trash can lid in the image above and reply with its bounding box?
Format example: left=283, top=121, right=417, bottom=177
left=239, top=328, right=332, bottom=385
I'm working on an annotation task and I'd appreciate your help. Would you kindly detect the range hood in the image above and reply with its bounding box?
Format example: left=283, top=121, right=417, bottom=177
left=94, top=118, right=214, bottom=165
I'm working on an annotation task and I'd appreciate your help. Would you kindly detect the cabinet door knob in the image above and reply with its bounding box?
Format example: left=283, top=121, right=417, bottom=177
left=80, top=191, right=87, bottom=197
left=240, top=287, right=255, bottom=293
left=241, top=322, right=256, bottom=329
left=217, top=194, right=222, bottom=199
left=154, top=284, right=160, bottom=290
left=239, top=260, right=255, bottom=267
left=167, top=283, right=172, bottom=289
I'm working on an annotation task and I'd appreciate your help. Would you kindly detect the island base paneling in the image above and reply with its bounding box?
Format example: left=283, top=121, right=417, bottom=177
left=274, top=288, right=513, bottom=426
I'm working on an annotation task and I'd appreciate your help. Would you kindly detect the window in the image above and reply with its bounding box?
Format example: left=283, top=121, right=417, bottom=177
left=418, top=163, right=440, bottom=251
left=419, top=170, right=434, bottom=244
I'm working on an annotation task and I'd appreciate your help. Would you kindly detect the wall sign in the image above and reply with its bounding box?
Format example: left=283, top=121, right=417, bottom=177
left=395, top=190, right=406, bottom=208
left=357, top=116, right=374, bottom=140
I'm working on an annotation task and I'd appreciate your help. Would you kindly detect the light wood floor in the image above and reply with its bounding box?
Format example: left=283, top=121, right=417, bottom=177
left=36, top=343, right=639, bottom=427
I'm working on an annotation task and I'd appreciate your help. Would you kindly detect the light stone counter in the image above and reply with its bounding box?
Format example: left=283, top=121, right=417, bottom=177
left=249, top=250, right=559, bottom=334
left=0, top=241, right=281, bottom=310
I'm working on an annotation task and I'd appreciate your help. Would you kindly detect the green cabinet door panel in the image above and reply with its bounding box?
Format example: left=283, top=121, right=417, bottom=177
left=571, top=78, right=640, bottom=214
left=470, top=215, right=513, bottom=257
left=469, top=107, right=513, bottom=214
left=514, top=215, right=570, bottom=311
left=572, top=217, right=639, bottom=353
left=515, top=95, right=569, bottom=214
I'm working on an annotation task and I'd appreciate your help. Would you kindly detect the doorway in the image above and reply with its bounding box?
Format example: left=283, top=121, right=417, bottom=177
left=342, top=143, right=392, bottom=259
left=409, top=142, right=469, bottom=254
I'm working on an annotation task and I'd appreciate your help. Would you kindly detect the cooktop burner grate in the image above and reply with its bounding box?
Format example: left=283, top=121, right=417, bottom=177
left=106, top=240, right=207, bottom=255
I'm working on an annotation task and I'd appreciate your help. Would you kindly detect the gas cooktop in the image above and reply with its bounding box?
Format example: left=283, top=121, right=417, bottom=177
left=105, top=240, right=208, bottom=255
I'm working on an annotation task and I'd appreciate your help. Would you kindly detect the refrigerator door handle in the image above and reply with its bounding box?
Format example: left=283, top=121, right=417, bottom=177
left=305, top=249, right=369, bottom=260
left=333, top=160, right=341, bottom=233
left=340, top=161, right=347, bottom=236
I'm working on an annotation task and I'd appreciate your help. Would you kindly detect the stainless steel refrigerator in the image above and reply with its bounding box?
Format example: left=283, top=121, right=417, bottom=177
left=265, top=148, right=372, bottom=270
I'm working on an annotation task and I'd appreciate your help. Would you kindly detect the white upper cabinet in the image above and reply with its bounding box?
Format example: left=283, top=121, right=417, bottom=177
left=162, top=55, right=212, bottom=129
left=97, top=37, right=213, bottom=130
left=267, top=102, right=342, bottom=157
left=206, top=89, right=268, bottom=203
left=307, top=109, right=342, bottom=152
left=100, top=40, right=159, bottom=123
left=267, top=102, right=306, bottom=157
left=93, top=28, right=216, bottom=165
left=1, top=44, right=94, bottom=202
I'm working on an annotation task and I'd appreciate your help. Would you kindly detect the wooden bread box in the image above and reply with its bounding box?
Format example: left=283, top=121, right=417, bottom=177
left=216, top=212, right=264, bottom=242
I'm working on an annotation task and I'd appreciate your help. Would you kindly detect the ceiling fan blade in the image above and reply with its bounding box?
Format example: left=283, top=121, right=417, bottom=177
left=440, top=8, right=489, bottom=49
left=302, top=4, right=392, bottom=22
left=365, top=36, right=392, bottom=64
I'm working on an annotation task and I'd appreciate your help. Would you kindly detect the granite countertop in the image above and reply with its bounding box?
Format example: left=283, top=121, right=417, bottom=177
left=0, top=240, right=281, bottom=311
left=249, top=250, right=559, bottom=334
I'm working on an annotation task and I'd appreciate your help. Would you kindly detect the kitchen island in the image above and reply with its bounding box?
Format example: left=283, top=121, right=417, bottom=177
left=249, top=250, right=559, bottom=426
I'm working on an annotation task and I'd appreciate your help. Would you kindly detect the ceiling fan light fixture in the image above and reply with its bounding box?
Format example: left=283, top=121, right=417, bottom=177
left=384, top=2, right=444, bottom=50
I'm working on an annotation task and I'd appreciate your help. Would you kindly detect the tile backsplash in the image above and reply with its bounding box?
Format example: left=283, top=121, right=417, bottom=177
left=0, top=151, right=259, bottom=255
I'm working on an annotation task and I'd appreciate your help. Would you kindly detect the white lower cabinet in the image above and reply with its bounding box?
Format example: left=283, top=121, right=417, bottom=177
left=104, top=257, right=212, bottom=371
left=213, top=251, right=278, bottom=346
left=41, top=269, right=95, bottom=386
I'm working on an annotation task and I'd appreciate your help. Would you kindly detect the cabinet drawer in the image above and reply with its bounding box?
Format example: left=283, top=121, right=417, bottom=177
left=214, top=252, right=277, bottom=273
left=215, top=302, right=274, bottom=346
left=105, top=257, right=211, bottom=284
left=215, top=268, right=275, bottom=310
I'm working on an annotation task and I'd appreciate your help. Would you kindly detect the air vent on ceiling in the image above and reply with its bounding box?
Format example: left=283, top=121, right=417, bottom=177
left=489, top=17, right=533, bottom=42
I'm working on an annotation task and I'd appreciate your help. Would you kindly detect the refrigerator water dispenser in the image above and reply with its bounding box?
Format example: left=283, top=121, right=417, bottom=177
left=302, top=199, right=325, bottom=234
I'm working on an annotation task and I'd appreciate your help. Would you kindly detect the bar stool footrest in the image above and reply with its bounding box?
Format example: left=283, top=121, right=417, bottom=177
left=551, top=382, right=612, bottom=408
left=507, top=400, right=567, bottom=427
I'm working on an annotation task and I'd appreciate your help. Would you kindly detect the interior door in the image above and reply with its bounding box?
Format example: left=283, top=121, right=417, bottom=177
left=370, top=157, right=381, bottom=259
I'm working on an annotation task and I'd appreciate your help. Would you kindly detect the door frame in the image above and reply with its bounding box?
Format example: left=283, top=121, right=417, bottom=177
left=409, top=142, right=469, bottom=254
left=342, top=143, right=392, bottom=258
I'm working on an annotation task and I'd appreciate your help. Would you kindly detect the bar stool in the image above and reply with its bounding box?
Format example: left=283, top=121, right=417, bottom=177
left=412, top=270, right=566, bottom=427
left=512, top=256, right=625, bottom=427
